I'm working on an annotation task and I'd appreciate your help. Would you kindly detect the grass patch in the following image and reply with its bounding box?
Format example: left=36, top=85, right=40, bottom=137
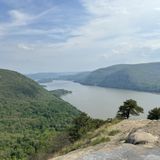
left=108, top=130, right=120, bottom=136
left=91, top=137, right=110, bottom=146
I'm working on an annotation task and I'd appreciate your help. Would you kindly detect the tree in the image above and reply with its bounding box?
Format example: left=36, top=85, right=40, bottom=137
left=68, top=112, right=91, bottom=141
left=116, top=99, right=143, bottom=119
left=68, top=112, right=105, bottom=142
left=147, top=107, right=160, bottom=120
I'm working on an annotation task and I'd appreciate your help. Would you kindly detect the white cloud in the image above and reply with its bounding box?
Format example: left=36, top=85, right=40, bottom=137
left=40, top=0, right=160, bottom=71
left=9, top=10, right=32, bottom=26
left=59, top=0, right=160, bottom=54
left=81, top=0, right=130, bottom=16
left=17, top=43, right=34, bottom=50
left=0, top=10, right=33, bottom=39
left=0, top=7, right=57, bottom=38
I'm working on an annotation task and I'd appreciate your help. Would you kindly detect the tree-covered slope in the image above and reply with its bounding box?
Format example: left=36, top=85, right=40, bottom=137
left=68, top=62, right=160, bottom=92
left=0, top=69, right=80, bottom=159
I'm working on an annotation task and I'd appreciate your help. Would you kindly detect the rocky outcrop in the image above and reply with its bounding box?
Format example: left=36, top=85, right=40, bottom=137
left=49, top=120, right=160, bottom=160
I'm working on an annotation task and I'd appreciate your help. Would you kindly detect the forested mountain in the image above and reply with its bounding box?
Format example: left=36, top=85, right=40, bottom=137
left=0, top=69, right=80, bottom=159
left=64, top=62, right=160, bottom=93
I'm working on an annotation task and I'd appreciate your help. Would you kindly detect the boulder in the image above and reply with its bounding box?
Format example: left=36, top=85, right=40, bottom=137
left=127, top=129, right=158, bottom=145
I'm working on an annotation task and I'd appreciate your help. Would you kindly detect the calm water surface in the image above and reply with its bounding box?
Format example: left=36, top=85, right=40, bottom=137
left=45, top=80, right=160, bottom=119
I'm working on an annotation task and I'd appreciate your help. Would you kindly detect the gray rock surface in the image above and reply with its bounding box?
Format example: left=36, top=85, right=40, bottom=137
left=78, top=144, right=160, bottom=160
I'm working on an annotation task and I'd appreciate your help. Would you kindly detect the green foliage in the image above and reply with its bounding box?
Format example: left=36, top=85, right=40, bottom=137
left=116, top=99, right=143, bottom=119
left=0, top=69, right=80, bottom=159
left=147, top=107, right=160, bottom=120
left=68, top=113, right=105, bottom=142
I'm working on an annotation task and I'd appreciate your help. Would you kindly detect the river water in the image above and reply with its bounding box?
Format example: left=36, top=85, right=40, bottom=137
left=45, top=80, right=160, bottom=119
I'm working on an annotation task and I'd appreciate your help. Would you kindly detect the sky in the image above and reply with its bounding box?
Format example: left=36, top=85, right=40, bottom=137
left=1, top=0, right=160, bottom=73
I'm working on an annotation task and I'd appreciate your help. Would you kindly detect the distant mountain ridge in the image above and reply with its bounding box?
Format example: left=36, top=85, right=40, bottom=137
left=27, top=62, right=160, bottom=92
left=27, top=72, right=77, bottom=81
left=63, top=62, right=160, bottom=93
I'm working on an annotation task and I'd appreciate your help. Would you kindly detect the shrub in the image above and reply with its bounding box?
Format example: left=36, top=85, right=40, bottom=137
left=147, top=107, right=160, bottom=120
left=68, top=113, right=105, bottom=142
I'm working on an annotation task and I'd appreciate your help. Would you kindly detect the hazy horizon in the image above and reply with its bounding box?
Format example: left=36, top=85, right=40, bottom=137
left=25, top=61, right=160, bottom=74
left=1, top=0, right=160, bottom=73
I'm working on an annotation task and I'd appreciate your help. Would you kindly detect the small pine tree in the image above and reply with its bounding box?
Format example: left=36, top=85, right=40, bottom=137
left=116, top=99, right=143, bottom=119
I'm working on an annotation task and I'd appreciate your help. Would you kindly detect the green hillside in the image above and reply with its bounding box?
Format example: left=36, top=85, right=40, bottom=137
left=67, top=62, right=160, bottom=92
left=0, top=69, right=80, bottom=160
